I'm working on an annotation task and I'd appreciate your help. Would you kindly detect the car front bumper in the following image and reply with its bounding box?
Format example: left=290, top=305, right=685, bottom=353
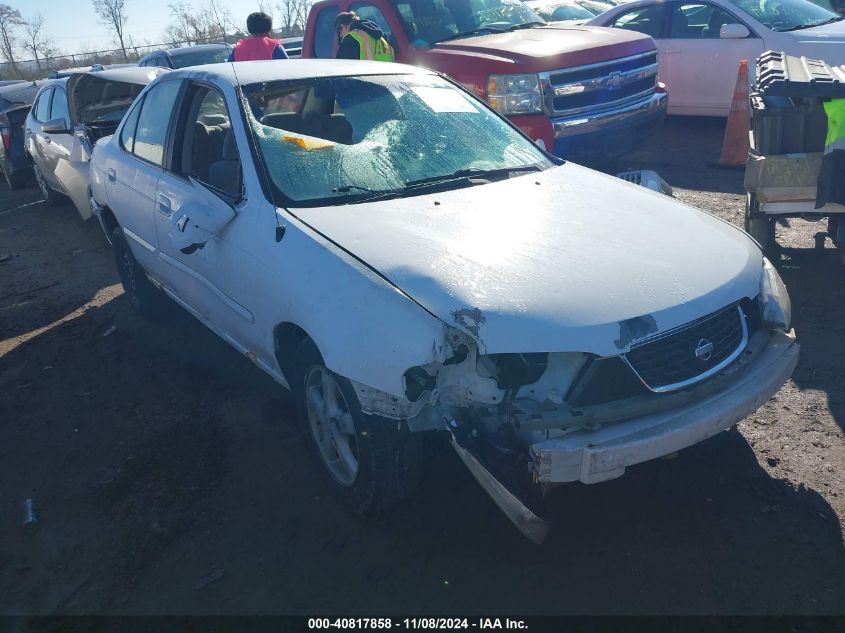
left=530, top=329, right=799, bottom=485
left=550, top=91, right=667, bottom=162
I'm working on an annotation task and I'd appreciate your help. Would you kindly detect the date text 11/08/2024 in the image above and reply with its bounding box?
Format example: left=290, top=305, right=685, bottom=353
left=308, top=619, right=529, bottom=630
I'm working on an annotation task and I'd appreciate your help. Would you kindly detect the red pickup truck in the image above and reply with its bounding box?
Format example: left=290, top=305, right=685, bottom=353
left=302, top=0, right=667, bottom=160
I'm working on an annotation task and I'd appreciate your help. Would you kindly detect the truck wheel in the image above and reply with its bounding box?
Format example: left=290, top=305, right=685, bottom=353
left=745, top=193, right=775, bottom=254
left=32, top=162, right=64, bottom=206
left=293, top=338, right=423, bottom=514
left=111, top=226, right=169, bottom=319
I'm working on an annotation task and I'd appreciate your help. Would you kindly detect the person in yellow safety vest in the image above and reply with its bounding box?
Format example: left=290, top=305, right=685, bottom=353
left=335, top=11, right=395, bottom=62
left=816, top=98, right=845, bottom=253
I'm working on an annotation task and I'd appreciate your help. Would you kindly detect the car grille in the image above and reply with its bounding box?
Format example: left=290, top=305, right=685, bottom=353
left=540, top=51, right=658, bottom=116
left=623, top=304, right=748, bottom=393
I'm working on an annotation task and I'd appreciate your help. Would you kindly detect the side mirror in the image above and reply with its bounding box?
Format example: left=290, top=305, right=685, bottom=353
left=42, top=117, right=71, bottom=134
left=170, top=189, right=236, bottom=253
left=720, top=23, right=750, bottom=39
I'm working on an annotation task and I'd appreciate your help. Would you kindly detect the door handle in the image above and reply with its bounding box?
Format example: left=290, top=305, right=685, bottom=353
left=662, top=48, right=681, bottom=54
left=158, top=195, right=172, bottom=216
left=107, top=168, right=116, bottom=183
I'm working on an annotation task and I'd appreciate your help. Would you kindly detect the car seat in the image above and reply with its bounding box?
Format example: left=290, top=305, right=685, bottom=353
left=207, top=130, right=240, bottom=197
left=320, top=114, right=353, bottom=144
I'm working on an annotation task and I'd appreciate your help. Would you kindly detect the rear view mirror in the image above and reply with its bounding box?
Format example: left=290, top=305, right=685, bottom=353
left=720, top=23, right=750, bottom=39
left=42, top=117, right=70, bottom=134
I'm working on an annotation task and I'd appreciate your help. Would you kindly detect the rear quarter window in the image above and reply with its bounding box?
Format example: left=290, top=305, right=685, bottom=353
left=34, top=89, right=52, bottom=121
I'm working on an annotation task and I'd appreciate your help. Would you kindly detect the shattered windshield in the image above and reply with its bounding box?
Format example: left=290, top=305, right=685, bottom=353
left=244, top=74, right=551, bottom=207
left=727, top=0, right=841, bottom=31
left=390, top=0, right=545, bottom=46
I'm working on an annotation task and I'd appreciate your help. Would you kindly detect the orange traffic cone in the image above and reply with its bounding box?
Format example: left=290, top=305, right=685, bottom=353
left=711, top=60, right=751, bottom=170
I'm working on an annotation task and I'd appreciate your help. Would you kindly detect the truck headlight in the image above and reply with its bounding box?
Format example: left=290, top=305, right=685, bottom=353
left=487, top=74, right=543, bottom=115
left=759, top=257, right=791, bottom=331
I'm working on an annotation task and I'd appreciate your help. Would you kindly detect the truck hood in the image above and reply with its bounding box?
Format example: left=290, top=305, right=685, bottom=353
left=292, top=163, right=762, bottom=357
left=427, top=26, right=656, bottom=71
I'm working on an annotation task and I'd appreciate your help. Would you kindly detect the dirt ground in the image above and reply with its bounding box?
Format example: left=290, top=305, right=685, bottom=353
left=1, top=117, right=843, bottom=616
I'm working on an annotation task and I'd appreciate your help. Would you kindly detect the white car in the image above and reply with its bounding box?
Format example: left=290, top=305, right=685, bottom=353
left=25, top=67, right=168, bottom=219
left=89, top=60, right=798, bottom=542
left=588, top=0, right=845, bottom=115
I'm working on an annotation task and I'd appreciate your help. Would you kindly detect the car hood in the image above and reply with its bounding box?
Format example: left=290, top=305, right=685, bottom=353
left=428, top=26, right=655, bottom=69
left=291, top=163, right=762, bottom=357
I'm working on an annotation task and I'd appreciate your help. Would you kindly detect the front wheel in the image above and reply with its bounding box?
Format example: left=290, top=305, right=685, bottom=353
left=111, top=226, right=169, bottom=319
left=293, top=339, right=423, bottom=513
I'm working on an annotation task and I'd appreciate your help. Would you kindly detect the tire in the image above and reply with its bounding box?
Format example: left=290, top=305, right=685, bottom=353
left=32, top=161, right=64, bottom=206
left=745, top=193, right=775, bottom=255
left=293, top=338, right=423, bottom=514
left=110, top=226, right=169, bottom=319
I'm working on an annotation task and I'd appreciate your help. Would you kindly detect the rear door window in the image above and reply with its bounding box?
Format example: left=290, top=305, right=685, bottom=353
left=314, top=6, right=340, bottom=58
left=132, top=80, right=183, bottom=166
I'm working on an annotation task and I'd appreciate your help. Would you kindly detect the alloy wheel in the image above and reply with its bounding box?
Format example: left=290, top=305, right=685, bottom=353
left=304, top=366, right=360, bottom=487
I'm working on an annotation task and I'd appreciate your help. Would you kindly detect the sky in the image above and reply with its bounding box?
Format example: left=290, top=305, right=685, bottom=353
left=8, top=0, right=269, bottom=59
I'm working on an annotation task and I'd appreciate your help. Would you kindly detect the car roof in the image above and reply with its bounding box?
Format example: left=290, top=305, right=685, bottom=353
left=168, top=43, right=233, bottom=55
left=0, top=80, right=50, bottom=107
left=75, top=66, right=171, bottom=85
left=166, top=59, right=433, bottom=86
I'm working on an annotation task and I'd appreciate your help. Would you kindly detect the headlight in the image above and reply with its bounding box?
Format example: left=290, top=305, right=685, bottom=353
left=487, top=74, right=543, bottom=115
left=759, top=257, right=791, bottom=331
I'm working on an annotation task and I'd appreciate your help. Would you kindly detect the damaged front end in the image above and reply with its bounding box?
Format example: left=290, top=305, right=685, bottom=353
left=352, top=298, right=799, bottom=544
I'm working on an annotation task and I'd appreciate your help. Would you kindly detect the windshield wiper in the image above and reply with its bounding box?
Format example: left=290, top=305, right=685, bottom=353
left=504, top=21, right=547, bottom=31
left=404, top=164, right=545, bottom=188
left=777, top=16, right=844, bottom=32
left=328, top=164, right=545, bottom=205
left=433, top=27, right=506, bottom=44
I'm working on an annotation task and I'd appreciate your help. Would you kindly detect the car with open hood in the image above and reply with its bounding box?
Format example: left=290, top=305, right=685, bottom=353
left=88, top=60, right=798, bottom=542
left=25, top=66, right=169, bottom=219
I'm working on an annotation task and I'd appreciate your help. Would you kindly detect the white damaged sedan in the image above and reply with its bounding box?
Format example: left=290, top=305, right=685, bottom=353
left=89, top=60, right=798, bottom=543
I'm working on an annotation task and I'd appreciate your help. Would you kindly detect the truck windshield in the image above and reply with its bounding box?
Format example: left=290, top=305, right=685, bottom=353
left=244, top=73, right=552, bottom=207
left=390, top=0, right=545, bottom=46
left=726, top=0, right=841, bottom=31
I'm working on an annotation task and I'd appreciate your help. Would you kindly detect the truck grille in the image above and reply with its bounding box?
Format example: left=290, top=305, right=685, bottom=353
left=540, top=51, right=658, bottom=116
left=623, top=304, right=748, bottom=393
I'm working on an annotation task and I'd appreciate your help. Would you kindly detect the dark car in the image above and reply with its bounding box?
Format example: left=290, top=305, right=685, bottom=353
left=0, top=81, right=48, bottom=189
left=137, top=43, right=233, bottom=69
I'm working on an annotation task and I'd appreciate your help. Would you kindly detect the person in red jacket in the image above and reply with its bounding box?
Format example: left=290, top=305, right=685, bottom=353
left=230, top=12, right=289, bottom=61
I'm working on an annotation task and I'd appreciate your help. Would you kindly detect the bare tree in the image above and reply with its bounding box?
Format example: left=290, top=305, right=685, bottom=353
left=0, top=4, right=24, bottom=77
left=22, top=12, right=49, bottom=71
left=206, top=0, right=235, bottom=43
left=275, top=0, right=297, bottom=35
left=167, top=1, right=195, bottom=43
left=92, top=0, right=130, bottom=60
